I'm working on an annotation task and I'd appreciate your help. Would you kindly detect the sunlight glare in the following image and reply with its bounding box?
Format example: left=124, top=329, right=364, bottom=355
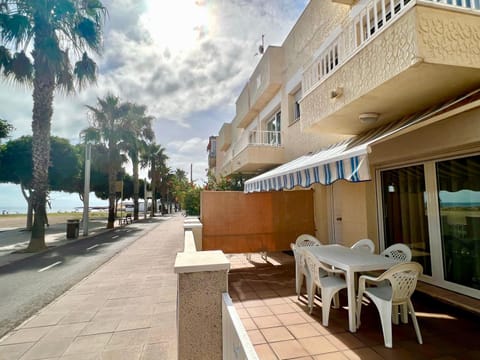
left=142, top=0, right=212, bottom=51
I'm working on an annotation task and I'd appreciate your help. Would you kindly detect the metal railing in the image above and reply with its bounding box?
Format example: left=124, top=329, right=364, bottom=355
left=222, top=293, right=259, bottom=360
left=302, top=0, right=480, bottom=95
left=232, top=130, right=282, bottom=157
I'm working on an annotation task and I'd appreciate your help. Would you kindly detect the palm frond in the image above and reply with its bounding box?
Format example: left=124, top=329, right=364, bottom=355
left=56, top=49, right=74, bottom=93
left=73, top=51, right=96, bottom=89
left=4, top=50, right=32, bottom=83
left=75, top=17, right=101, bottom=51
left=0, top=45, right=11, bottom=72
left=0, top=13, right=32, bottom=49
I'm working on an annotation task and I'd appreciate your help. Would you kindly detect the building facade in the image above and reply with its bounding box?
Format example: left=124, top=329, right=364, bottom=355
left=209, top=0, right=480, bottom=299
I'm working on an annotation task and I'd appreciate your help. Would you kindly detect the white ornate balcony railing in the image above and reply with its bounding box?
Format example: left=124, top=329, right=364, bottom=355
left=232, top=130, right=282, bottom=157
left=303, top=0, right=480, bottom=96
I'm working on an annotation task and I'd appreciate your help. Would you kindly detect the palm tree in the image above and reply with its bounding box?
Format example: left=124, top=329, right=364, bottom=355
left=141, top=143, right=168, bottom=217
left=122, top=103, right=154, bottom=220
left=84, top=94, right=130, bottom=229
left=0, top=1, right=106, bottom=251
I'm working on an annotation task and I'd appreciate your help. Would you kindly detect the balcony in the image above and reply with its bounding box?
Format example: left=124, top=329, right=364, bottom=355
left=237, top=47, right=284, bottom=128
left=230, top=130, right=285, bottom=174
left=301, top=0, right=480, bottom=135
left=218, top=123, right=232, bottom=151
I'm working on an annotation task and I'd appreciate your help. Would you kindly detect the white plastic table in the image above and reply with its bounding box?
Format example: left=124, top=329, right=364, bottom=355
left=303, top=244, right=398, bottom=332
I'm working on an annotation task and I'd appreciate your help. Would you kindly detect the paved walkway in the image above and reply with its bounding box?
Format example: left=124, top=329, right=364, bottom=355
left=0, top=215, right=183, bottom=360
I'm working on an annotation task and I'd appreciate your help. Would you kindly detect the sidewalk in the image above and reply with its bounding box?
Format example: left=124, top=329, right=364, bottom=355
left=0, top=219, right=110, bottom=268
left=0, top=215, right=183, bottom=360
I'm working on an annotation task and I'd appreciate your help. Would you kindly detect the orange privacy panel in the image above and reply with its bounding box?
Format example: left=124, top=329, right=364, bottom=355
left=201, top=190, right=314, bottom=253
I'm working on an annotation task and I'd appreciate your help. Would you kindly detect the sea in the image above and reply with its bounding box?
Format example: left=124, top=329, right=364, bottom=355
left=0, top=183, right=108, bottom=214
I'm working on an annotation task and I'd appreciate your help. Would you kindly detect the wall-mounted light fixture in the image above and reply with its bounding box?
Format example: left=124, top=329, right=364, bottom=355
left=330, top=87, right=344, bottom=99
left=359, top=112, right=379, bottom=124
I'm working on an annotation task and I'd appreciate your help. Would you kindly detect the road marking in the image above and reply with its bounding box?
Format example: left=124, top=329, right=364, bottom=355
left=38, top=261, right=62, bottom=273
left=112, top=235, right=119, bottom=239
left=126, top=230, right=131, bottom=233
left=86, top=244, right=100, bottom=251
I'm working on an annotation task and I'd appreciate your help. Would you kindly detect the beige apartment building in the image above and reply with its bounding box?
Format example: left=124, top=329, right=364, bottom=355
left=208, top=0, right=480, bottom=300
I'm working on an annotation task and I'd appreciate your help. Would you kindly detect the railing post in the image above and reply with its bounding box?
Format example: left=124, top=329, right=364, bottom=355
left=174, top=251, right=230, bottom=360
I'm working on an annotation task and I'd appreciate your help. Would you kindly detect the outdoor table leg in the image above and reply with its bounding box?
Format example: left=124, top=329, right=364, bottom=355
left=346, top=270, right=357, bottom=332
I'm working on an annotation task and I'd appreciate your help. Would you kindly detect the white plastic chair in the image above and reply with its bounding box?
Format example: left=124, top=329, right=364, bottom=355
left=304, top=251, right=346, bottom=326
left=381, top=243, right=412, bottom=262
left=351, top=238, right=375, bottom=254
left=356, top=262, right=423, bottom=348
left=291, top=234, right=323, bottom=298
left=296, top=234, right=322, bottom=247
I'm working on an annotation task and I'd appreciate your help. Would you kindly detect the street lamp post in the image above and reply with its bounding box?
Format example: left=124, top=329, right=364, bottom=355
left=82, top=142, right=92, bottom=236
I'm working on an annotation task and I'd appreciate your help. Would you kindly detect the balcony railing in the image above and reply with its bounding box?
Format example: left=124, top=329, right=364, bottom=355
left=303, top=0, right=480, bottom=95
left=232, top=130, right=282, bottom=157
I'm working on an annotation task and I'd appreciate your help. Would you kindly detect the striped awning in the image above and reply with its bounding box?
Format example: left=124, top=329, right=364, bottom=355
left=244, top=140, right=371, bottom=193
left=244, top=88, right=480, bottom=193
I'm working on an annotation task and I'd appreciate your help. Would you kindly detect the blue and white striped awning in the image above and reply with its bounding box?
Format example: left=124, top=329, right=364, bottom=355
left=244, top=87, right=480, bottom=193
left=244, top=140, right=370, bottom=193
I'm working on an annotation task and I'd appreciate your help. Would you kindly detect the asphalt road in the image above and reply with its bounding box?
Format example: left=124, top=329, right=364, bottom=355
left=0, top=220, right=158, bottom=339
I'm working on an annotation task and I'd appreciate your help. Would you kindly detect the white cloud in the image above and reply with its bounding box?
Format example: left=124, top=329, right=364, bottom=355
left=0, top=0, right=308, bottom=184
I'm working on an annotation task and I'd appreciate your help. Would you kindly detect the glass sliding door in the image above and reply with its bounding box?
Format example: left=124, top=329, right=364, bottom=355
left=436, top=155, right=480, bottom=290
left=381, top=165, right=432, bottom=275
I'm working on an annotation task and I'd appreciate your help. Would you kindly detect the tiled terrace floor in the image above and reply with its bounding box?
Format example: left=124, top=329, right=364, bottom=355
left=227, top=252, right=480, bottom=360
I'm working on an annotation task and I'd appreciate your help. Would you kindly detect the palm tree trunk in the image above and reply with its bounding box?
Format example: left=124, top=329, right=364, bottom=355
left=133, top=157, right=139, bottom=220
left=28, top=46, right=54, bottom=252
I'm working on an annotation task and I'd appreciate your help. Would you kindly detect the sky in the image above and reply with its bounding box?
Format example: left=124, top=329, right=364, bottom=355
left=1, top=0, right=309, bottom=185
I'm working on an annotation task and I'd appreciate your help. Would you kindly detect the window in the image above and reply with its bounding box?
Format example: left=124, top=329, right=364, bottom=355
left=381, top=165, right=431, bottom=275
left=266, top=111, right=281, bottom=145
left=293, top=89, right=301, bottom=122
left=437, top=155, right=480, bottom=289
left=379, top=153, right=480, bottom=295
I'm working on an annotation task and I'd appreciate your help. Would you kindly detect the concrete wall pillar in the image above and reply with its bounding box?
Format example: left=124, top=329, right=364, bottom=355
left=174, top=250, right=230, bottom=360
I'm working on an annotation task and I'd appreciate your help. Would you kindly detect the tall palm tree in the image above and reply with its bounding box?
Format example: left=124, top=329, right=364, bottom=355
left=84, top=94, right=130, bottom=229
left=0, top=0, right=106, bottom=251
left=141, top=143, right=168, bottom=217
left=122, top=103, right=154, bottom=220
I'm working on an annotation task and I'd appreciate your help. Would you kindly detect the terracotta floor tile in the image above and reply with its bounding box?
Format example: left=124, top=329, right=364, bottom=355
left=246, top=306, right=274, bottom=317
left=325, top=332, right=365, bottom=350
left=235, top=308, right=250, bottom=319
left=254, top=343, right=278, bottom=360
left=277, top=312, right=308, bottom=326
left=263, top=297, right=288, bottom=306
left=247, top=329, right=266, bottom=345
left=241, top=318, right=257, bottom=330
left=286, top=323, right=321, bottom=339
left=260, top=327, right=294, bottom=342
left=299, top=335, right=338, bottom=355
left=314, top=352, right=349, bottom=360
left=242, top=299, right=265, bottom=308
left=253, top=315, right=282, bottom=329
left=342, top=347, right=384, bottom=360
left=270, top=339, right=309, bottom=359
left=269, top=303, right=297, bottom=315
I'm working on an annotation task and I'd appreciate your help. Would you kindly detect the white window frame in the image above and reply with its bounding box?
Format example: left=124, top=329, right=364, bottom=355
left=376, top=153, right=480, bottom=300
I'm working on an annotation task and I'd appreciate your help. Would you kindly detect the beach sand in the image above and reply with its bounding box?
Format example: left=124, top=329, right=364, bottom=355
left=0, top=213, right=106, bottom=229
